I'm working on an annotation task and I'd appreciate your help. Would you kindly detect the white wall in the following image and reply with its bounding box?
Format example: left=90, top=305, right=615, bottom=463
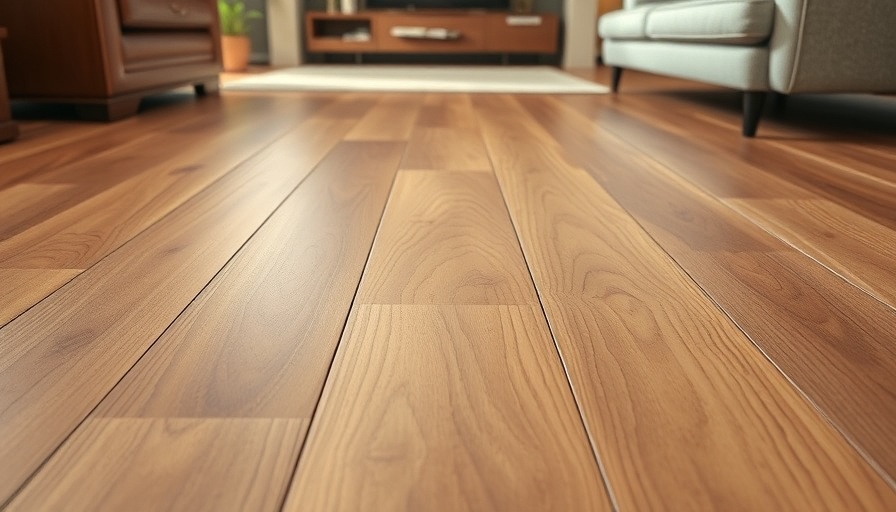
left=266, top=0, right=303, bottom=66
left=562, top=0, right=597, bottom=68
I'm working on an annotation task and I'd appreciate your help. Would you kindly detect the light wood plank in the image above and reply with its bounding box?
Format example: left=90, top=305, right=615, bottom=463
left=728, top=197, right=896, bottom=308
left=474, top=95, right=896, bottom=510
left=8, top=418, right=306, bottom=512
left=415, top=94, right=481, bottom=129
left=96, top=141, right=404, bottom=418
left=0, top=117, right=358, bottom=505
left=401, top=94, right=491, bottom=171
left=400, top=127, right=492, bottom=171
left=0, top=269, right=80, bottom=326
left=522, top=94, right=896, bottom=482
left=357, top=171, right=537, bottom=305
left=285, top=304, right=612, bottom=512
left=344, top=94, right=423, bottom=140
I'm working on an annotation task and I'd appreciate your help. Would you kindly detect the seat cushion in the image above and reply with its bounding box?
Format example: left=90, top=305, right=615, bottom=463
left=646, top=0, right=775, bottom=45
left=598, top=5, right=656, bottom=40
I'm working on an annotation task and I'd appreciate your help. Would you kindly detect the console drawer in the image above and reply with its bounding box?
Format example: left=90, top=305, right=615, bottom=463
left=118, top=0, right=215, bottom=29
left=374, top=15, right=485, bottom=52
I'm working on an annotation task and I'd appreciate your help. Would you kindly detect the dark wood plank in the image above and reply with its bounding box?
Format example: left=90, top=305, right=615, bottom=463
left=7, top=419, right=306, bottom=512
left=96, top=141, right=403, bottom=419
left=474, top=94, right=896, bottom=510
left=285, top=304, right=612, bottom=512
left=357, top=171, right=537, bottom=305
left=518, top=93, right=896, bottom=484
left=0, top=115, right=360, bottom=505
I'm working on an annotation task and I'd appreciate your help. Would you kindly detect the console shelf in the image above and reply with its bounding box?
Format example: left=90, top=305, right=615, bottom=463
left=305, top=10, right=558, bottom=56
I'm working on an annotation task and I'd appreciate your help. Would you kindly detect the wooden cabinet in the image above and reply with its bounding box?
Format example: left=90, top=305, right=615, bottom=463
left=0, top=0, right=223, bottom=121
left=306, top=11, right=558, bottom=56
left=0, top=28, right=18, bottom=142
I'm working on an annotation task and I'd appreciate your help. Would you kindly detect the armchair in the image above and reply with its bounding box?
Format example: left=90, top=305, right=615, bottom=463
left=598, top=0, right=896, bottom=136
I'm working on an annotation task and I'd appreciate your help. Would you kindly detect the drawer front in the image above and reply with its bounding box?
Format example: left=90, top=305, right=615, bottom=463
left=485, top=15, right=558, bottom=53
left=375, top=15, right=486, bottom=53
left=118, top=0, right=215, bottom=29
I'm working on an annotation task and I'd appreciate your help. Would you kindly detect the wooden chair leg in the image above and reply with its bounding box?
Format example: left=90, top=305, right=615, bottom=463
left=742, top=91, right=767, bottom=137
left=611, top=67, right=623, bottom=93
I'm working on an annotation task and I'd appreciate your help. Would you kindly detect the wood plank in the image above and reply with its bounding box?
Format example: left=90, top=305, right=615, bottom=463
left=727, top=196, right=896, bottom=308
left=473, top=95, right=896, bottom=510
left=518, top=94, right=896, bottom=482
left=344, top=94, right=423, bottom=140
left=7, top=418, right=306, bottom=512
left=400, top=127, right=492, bottom=171
left=414, top=94, right=481, bottom=129
left=96, top=141, right=404, bottom=419
left=0, top=269, right=80, bottom=326
left=357, top=171, right=537, bottom=305
left=401, top=95, right=491, bottom=171
left=284, top=304, right=612, bottom=512
left=0, top=98, right=310, bottom=268
left=0, top=117, right=359, bottom=505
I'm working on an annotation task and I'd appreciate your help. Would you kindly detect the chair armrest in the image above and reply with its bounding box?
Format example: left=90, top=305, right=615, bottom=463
left=770, top=0, right=896, bottom=93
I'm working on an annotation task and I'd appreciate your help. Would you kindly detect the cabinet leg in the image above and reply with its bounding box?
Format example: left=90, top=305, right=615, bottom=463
left=75, top=97, right=142, bottom=122
left=0, top=120, right=18, bottom=143
left=194, top=78, right=220, bottom=96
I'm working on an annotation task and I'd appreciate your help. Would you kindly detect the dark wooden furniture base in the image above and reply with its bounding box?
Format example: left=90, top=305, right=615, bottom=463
left=0, top=27, right=19, bottom=142
left=306, top=10, right=559, bottom=57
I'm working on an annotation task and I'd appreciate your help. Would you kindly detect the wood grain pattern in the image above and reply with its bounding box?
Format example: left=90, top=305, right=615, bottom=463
left=0, top=98, right=304, bottom=268
left=0, top=117, right=359, bottom=505
left=728, top=196, right=896, bottom=307
left=474, top=94, right=896, bottom=510
left=0, top=269, right=80, bottom=326
left=357, top=171, right=537, bottom=305
left=285, top=304, right=611, bottom=512
left=401, top=126, right=492, bottom=171
left=96, top=141, right=404, bottom=418
left=345, top=94, right=423, bottom=140
left=7, top=418, right=306, bottom=512
left=401, top=94, right=491, bottom=171
left=518, top=93, right=896, bottom=483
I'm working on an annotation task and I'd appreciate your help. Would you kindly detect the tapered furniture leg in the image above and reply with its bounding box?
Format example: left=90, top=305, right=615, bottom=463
left=194, top=78, right=220, bottom=96
left=611, top=66, right=623, bottom=93
left=742, top=91, right=767, bottom=137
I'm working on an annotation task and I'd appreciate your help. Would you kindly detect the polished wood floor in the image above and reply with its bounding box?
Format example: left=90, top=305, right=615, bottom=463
left=1, top=67, right=895, bottom=511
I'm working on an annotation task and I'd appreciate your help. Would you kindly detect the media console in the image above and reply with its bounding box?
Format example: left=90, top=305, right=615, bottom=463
left=305, top=11, right=558, bottom=58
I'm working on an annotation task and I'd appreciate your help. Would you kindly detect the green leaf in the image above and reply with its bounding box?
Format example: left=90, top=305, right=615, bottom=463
left=217, top=0, right=263, bottom=36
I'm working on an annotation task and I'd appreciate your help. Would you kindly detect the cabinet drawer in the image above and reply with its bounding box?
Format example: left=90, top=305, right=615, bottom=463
left=375, top=15, right=485, bottom=53
left=118, top=0, right=215, bottom=29
left=485, top=15, right=558, bottom=53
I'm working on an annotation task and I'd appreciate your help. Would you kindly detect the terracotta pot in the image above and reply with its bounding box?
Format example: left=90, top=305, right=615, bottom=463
left=221, top=35, right=251, bottom=72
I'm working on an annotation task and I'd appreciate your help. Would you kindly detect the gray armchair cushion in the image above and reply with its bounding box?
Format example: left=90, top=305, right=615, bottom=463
left=646, top=0, right=775, bottom=45
left=599, top=5, right=656, bottom=40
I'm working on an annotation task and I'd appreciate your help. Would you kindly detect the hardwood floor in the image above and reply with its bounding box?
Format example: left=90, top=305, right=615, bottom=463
left=1, top=68, right=895, bottom=510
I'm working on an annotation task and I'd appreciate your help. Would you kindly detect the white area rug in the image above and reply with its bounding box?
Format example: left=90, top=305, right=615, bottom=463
left=224, top=66, right=608, bottom=94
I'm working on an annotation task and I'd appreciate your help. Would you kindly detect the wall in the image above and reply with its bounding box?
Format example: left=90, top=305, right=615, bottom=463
left=245, top=0, right=269, bottom=62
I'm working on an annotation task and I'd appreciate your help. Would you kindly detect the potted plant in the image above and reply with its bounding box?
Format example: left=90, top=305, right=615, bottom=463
left=217, top=0, right=263, bottom=72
